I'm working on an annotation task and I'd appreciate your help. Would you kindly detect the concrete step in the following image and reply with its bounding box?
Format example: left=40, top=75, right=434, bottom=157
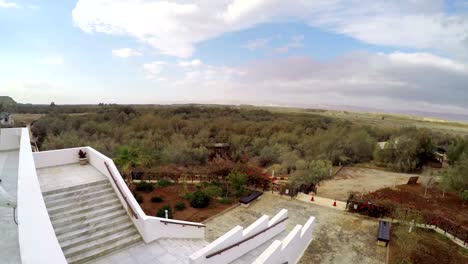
left=60, top=221, right=135, bottom=250
left=43, top=182, right=111, bottom=202
left=56, top=214, right=131, bottom=242
left=46, top=188, right=115, bottom=209
left=42, top=180, right=109, bottom=196
left=49, top=199, right=121, bottom=220
left=51, top=203, right=124, bottom=229
left=66, top=233, right=142, bottom=264
left=47, top=193, right=119, bottom=216
left=53, top=210, right=127, bottom=236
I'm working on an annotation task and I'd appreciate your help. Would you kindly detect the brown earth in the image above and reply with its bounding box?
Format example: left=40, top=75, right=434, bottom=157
left=136, top=184, right=235, bottom=222
left=363, top=184, right=468, bottom=227
left=389, top=226, right=468, bottom=264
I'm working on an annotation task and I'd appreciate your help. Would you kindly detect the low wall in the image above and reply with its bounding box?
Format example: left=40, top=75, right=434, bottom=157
left=190, top=209, right=288, bottom=264
left=34, top=146, right=205, bottom=243
left=0, top=128, right=21, bottom=150
left=33, top=147, right=84, bottom=168
left=253, top=216, right=315, bottom=264
left=17, top=128, right=67, bottom=264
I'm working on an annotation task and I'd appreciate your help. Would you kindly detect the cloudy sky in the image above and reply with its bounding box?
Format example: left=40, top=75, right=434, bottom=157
left=1, top=0, right=468, bottom=114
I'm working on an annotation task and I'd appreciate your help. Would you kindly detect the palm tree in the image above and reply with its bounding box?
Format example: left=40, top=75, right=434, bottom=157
left=115, top=145, right=148, bottom=188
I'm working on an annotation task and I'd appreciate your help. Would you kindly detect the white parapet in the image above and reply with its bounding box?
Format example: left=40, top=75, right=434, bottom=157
left=252, top=216, right=316, bottom=264
left=17, top=128, right=68, bottom=264
left=189, top=209, right=288, bottom=264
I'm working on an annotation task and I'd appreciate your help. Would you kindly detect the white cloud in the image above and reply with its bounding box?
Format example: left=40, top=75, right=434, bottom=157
left=178, top=59, right=202, bottom=67
left=112, top=48, right=142, bottom=58
left=72, top=0, right=468, bottom=59
left=142, top=61, right=166, bottom=79
left=38, top=56, right=64, bottom=65
left=165, top=51, right=468, bottom=114
left=0, top=0, right=19, bottom=8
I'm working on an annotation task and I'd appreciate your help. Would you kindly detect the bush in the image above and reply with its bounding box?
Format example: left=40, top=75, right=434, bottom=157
left=190, top=190, right=210, bottom=208
left=174, top=201, right=186, bottom=211
left=180, top=192, right=193, bottom=200
left=157, top=179, right=174, bottom=187
left=136, top=182, right=154, bottom=193
left=204, top=185, right=223, bottom=198
left=151, top=196, right=164, bottom=203
left=219, top=197, right=232, bottom=205
left=156, top=205, right=173, bottom=219
left=134, top=193, right=143, bottom=204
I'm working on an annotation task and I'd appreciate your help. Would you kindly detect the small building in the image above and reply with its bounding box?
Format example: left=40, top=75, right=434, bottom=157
left=0, top=112, right=12, bottom=125
left=377, top=220, right=391, bottom=247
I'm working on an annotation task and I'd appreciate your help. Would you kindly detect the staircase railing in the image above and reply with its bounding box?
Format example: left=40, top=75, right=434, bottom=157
left=205, top=216, right=288, bottom=259
left=160, top=219, right=205, bottom=228
left=104, top=162, right=139, bottom=219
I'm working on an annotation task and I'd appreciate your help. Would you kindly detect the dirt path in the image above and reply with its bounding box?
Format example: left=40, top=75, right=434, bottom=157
left=318, top=167, right=419, bottom=201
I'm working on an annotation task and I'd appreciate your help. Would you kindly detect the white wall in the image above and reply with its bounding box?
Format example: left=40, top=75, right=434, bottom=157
left=33, top=146, right=205, bottom=243
left=252, top=216, right=315, bottom=264
left=33, top=147, right=83, bottom=168
left=17, top=128, right=67, bottom=264
left=0, top=128, right=21, bottom=150
left=190, top=209, right=288, bottom=264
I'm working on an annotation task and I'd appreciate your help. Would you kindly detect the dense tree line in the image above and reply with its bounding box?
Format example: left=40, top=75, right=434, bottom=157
left=30, top=106, right=454, bottom=179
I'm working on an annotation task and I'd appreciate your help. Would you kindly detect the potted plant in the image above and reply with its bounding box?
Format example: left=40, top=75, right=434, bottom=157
left=78, top=150, right=88, bottom=165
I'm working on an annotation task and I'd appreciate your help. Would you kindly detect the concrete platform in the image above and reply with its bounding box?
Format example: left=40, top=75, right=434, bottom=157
left=37, top=163, right=108, bottom=193
left=0, top=150, right=21, bottom=263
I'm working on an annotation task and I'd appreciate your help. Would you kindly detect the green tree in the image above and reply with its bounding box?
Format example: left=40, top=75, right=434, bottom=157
left=442, top=155, right=468, bottom=204
left=227, top=171, right=248, bottom=197
left=291, top=159, right=332, bottom=187
left=114, top=145, right=149, bottom=181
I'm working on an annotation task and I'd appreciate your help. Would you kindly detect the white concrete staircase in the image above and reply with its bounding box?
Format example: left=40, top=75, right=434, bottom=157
left=42, top=180, right=142, bottom=264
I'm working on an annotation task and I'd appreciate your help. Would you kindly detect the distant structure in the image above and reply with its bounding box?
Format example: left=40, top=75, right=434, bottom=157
left=0, top=112, right=12, bottom=125
left=206, top=142, right=231, bottom=159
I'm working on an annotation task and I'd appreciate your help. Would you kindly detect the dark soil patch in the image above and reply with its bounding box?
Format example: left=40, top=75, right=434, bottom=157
left=390, top=226, right=468, bottom=264
left=136, top=184, right=235, bottom=222
left=362, top=184, right=468, bottom=227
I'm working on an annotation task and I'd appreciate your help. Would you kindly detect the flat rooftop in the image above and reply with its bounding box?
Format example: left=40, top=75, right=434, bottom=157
left=37, top=163, right=107, bottom=193
left=0, top=149, right=21, bottom=263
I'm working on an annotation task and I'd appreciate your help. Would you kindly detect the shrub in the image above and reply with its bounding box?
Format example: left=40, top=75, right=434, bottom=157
left=156, top=205, right=173, bottom=219
left=204, top=185, right=223, bottom=198
left=181, top=192, right=193, bottom=200
left=219, top=197, right=232, bottom=205
left=174, top=201, right=186, bottom=211
left=157, top=179, right=174, bottom=187
left=136, top=182, right=154, bottom=193
left=190, top=190, right=210, bottom=208
left=151, top=196, right=164, bottom=203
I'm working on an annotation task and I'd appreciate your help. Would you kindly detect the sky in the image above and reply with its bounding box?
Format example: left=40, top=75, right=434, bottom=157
left=1, top=0, right=468, bottom=115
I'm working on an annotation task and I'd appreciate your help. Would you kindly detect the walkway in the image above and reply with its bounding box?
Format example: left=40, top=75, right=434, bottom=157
left=0, top=149, right=21, bottom=263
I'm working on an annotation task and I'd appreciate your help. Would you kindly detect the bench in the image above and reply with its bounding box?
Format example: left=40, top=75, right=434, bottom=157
left=377, top=220, right=391, bottom=247
left=239, top=191, right=263, bottom=207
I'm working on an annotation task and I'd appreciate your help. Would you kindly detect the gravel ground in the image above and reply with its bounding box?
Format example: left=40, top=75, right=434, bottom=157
left=205, top=193, right=386, bottom=264
left=318, top=167, right=418, bottom=201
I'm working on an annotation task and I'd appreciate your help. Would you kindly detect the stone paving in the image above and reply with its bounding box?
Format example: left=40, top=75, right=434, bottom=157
left=205, top=193, right=386, bottom=264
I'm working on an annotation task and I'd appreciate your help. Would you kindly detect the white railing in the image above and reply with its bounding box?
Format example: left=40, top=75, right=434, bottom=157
left=33, top=146, right=205, bottom=243
left=17, top=128, right=67, bottom=264
left=189, top=209, right=288, bottom=264
left=253, top=216, right=315, bottom=264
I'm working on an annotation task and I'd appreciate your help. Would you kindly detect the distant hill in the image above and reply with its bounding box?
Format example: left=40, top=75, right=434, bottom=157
left=0, top=96, right=17, bottom=111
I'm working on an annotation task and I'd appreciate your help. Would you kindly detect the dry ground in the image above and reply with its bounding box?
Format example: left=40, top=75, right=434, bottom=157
left=205, top=193, right=386, bottom=264
left=136, top=184, right=235, bottom=222
left=318, top=167, right=420, bottom=201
